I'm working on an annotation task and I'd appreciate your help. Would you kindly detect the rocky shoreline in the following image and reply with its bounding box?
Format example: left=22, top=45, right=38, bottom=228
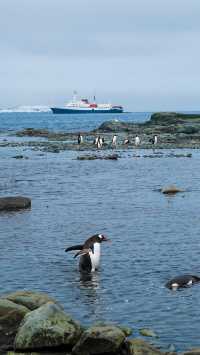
left=1, top=112, right=200, bottom=153
left=0, top=290, right=198, bottom=355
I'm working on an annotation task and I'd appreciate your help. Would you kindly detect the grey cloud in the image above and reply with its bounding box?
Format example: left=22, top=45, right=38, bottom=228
left=0, top=0, right=200, bottom=109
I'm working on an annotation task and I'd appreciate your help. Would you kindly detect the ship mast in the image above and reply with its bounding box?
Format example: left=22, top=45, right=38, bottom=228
left=73, top=90, right=77, bottom=102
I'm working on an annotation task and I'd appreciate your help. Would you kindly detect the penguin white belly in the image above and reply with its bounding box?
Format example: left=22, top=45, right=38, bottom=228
left=89, top=243, right=101, bottom=271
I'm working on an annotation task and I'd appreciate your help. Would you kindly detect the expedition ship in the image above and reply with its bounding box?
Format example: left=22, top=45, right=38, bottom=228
left=51, top=94, right=123, bottom=114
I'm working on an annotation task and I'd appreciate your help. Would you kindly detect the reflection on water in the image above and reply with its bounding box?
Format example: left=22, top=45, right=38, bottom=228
left=78, top=272, right=102, bottom=320
left=79, top=272, right=100, bottom=290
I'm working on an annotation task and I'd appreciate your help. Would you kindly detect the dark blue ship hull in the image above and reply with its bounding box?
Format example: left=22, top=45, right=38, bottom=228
left=51, top=107, right=123, bottom=114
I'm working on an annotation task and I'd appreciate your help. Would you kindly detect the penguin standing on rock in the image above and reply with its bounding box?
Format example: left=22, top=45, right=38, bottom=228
left=112, top=135, right=117, bottom=146
left=78, top=134, right=83, bottom=145
left=65, top=234, right=110, bottom=273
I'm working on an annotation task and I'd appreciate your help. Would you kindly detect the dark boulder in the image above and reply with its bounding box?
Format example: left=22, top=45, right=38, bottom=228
left=0, top=197, right=31, bottom=211
left=72, top=324, right=126, bottom=355
left=97, top=120, right=137, bottom=133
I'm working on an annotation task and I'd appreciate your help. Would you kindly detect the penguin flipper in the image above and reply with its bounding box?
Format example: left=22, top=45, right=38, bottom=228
left=65, top=244, right=83, bottom=253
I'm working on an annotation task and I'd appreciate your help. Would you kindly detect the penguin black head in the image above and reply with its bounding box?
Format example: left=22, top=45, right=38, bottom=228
left=96, top=234, right=110, bottom=242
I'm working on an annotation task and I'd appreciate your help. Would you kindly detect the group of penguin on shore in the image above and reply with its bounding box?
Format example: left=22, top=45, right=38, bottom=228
left=77, top=133, right=158, bottom=147
left=65, top=233, right=200, bottom=291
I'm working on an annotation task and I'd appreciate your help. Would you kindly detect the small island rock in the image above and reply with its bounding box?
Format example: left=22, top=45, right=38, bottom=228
left=161, top=185, right=184, bottom=194
left=0, top=196, right=31, bottom=211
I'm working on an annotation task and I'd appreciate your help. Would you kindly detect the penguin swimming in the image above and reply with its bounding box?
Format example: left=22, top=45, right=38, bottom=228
left=165, top=274, right=200, bottom=290
left=65, top=234, right=110, bottom=273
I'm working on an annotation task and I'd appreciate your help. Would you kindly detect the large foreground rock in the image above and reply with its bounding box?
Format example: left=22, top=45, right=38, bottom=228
left=0, top=299, right=29, bottom=351
left=127, top=339, right=165, bottom=355
left=14, top=302, right=82, bottom=351
left=4, top=290, right=59, bottom=311
left=0, top=196, right=31, bottom=211
left=72, top=324, right=126, bottom=355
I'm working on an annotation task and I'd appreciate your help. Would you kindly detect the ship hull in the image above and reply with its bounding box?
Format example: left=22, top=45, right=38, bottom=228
left=51, top=107, right=123, bottom=114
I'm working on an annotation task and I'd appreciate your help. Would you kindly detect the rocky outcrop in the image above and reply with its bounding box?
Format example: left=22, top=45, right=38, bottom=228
left=72, top=324, right=126, bottom=355
left=97, top=120, right=138, bottom=133
left=0, top=291, right=60, bottom=351
left=0, top=196, right=31, bottom=211
left=0, top=290, right=199, bottom=354
left=4, top=290, right=59, bottom=311
left=14, top=302, right=82, bottom=351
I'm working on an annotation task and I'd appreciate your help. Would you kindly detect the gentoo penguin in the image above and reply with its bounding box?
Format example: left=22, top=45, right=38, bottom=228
left=154, top=135, right=158, bottom=145
left=94, top=137, right=98, bottom=145
left=165, top=274, right=200, bottom=290
left=124, top=138, right=130, bottom=144
left=78, top=134, right=83, bottom=144
left=65, top=234, right=110, bottom=273
left=135, top=135, right=140, bottom=146
left=112, top=135, right=117, bottom=146
left=97, top=136, right=103, bottom=149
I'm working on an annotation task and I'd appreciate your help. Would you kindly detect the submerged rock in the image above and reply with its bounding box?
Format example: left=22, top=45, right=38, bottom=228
left=77, top=154, right=119, bottom=160
left=0, top=299, right=29, bottom=351
left=0, top=196, right=31, bottom=211
left=14, top=302, right=82, bottom=351
left=72, top=324, right=126, bottom=355
left=127, top=338, right=164, bottom=355
left=139, top=328, right=158, bottom=338
left=161, top=185, right=184, bottom=194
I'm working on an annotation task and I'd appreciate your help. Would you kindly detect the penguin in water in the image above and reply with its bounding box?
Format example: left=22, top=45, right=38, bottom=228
left=165, top=274, right=200, bottom=290
left=65, top=234, right=110, bottom=273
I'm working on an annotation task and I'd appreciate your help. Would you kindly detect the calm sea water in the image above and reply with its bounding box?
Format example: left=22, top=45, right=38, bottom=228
left=0, top=112, right=200, bottom=351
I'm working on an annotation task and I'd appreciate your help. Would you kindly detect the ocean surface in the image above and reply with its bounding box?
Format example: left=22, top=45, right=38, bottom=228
left=1, top=111, right=200, bottom=351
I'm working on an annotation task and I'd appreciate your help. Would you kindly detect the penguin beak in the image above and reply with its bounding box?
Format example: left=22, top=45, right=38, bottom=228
left=102, top=235, right=111, bottom=242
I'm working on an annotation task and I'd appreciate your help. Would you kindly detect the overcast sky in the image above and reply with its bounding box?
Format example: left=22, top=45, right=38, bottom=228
left=0, top=0, right=200, bottom=110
